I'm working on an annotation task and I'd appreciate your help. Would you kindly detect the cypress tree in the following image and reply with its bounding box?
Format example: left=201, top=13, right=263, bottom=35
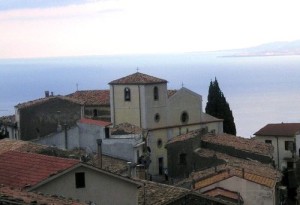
left=205, top=78, right=236, bottom=135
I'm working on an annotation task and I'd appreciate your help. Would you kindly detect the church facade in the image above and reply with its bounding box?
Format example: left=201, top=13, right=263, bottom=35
left=109, top=72, right=223, bottom=175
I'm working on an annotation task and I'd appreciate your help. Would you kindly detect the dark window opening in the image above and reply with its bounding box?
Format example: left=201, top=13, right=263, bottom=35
left=179, top=153, right=187, bottom=165
left=265, top=140, right=272, bottom=144
left=124, top=87, right=131, bottom=101
left=285, top=141, right=294, bottom=151
left=93, top=109, right=98, bottom=117
left=181, top=112, right=189, bottom=123
left=154, top=113, right=160, bottom=122
left=157, top=139, right=163, bottom=148
left=75, top=172, right=85, bottom=188
left=105, top=127, right=110, bottom=139
left=154, top=86, right=159, bottom=101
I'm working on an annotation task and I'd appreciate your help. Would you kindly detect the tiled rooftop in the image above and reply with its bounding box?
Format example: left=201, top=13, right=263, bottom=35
left=111, top=122, right=144, bottom=135
left=15, top=96, right=83, bottom=109
left=0, top=139, right=47, bottom=155
left=78, top=118, right=112, bottom=127
left=203, top=187, right=243, bottom=202
left=88, top=154, right=129, bottom=175
left=67, top=90, right=110, bottom=106
left=254, top=123, right=300, bottom=136
left=0, top=186, right=86, bottom=205
left=138, top=180, right=188, bottom=205
left=166, top=129, right=203, bottom=145
left=193, top=165, right=278, bottom=189
left=196, top=148, right=281, bottom=180
left=201, top=133, right=273, bottom=156
left=109, top=72, right=168, bottom=85
left=167, top=90, right=177, bottom=98
left=0, top=151, right=79, bottom=189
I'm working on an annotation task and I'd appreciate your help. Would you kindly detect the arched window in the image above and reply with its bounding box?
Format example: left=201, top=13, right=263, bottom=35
left=154, top=86, right=159, bottom=101
left=181, top=111, right=189, bottom=124
left=124, top=87, right=131, bottom=101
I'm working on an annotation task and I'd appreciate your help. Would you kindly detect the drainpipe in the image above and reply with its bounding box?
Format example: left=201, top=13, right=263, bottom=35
left=276, top=136, right=280, bottom=169
left=64, top=123, right=68, bottom=150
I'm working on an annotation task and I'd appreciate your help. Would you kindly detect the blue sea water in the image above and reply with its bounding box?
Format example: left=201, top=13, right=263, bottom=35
left=1, top=52, right=300, bottom=137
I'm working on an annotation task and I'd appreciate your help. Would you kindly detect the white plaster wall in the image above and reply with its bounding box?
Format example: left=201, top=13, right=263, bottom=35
left=167, top=88, right=202, bottom=126
left=35, top=126, right=80, bottom=150
left=255, top=136, right=293, bottom=170
left=199, top=176, right=275, bottom=205
left=32, top=166, right=139, bottom=205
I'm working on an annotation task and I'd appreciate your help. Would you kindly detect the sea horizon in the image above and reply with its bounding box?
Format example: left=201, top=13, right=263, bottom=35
left=1, top=52, right=300, bottom=138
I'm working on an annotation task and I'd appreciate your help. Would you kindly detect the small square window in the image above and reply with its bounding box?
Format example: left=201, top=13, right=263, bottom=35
left=265, top=140, right=272, bottom=144
left=179, top=153, right=187, bottom=165
left=285, top=141, right=294, bottom=151
left=75, top=172, right=85, bottom=188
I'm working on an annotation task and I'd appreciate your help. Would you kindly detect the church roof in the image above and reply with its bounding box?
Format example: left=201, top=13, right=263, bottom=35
left=67, top=90, right=110, bottom=106
left=109, top=72, right=167, bottom=85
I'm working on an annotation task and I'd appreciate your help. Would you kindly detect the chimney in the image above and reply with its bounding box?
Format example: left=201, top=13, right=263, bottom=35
left=127, top=162, right=132, bottom=178
left=97, top=139, right=102, bottom=168
left=45, top=91, right=49, bottom=97
left=50, top=91, right=54, bottom=96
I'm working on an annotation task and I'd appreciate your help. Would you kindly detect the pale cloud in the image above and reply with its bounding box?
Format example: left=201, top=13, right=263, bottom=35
left=1, top=0, right=300, bottom=58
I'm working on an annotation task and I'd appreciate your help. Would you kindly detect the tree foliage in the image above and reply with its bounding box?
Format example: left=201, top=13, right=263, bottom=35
left=205, top=78, right=236, bottom=135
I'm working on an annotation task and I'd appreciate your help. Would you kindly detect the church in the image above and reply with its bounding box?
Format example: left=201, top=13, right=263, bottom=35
left=109, top=72, right=223, bottom=175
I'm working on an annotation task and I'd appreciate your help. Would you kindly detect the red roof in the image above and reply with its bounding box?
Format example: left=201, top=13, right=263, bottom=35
left=0, top=151, right=79, bottom=189
left=254, top=123, right=300, bottom=136
left=79, top=118, right=112, bottom=127
left=203, top=187, right=243, bottom=202
left=109, top=72, right=167, bottom=85
left=67, top=90, right=110, bottom=106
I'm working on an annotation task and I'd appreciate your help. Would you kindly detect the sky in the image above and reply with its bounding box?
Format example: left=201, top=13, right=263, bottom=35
left=1, top=0, right=300, bottom=59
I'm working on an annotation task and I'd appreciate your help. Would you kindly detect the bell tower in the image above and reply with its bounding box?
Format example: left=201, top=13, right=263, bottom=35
left=109, top=72, right=168, bottom=129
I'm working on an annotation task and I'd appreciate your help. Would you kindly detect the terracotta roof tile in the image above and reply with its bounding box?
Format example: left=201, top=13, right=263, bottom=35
left=167, top=129, right=203, bottom=145
left=111, top=123, right=144, bottom=135
left=109, top=72, right=167, bottom=85
left=15, top=96, right=83, bottom=109
left=167, top=90, right=177, bottom=98
left=0, top=151, right=79, bottom=189
left=196, top=148, right=281, bottom=180
left=88, top=154, right=129, bottom=175
left=78, top=118, right=112, bottom=127
left=0, top=139, right=47, bottom=155
left=201, top=133, right=273, bottom=156
left=138, top=180, right=188, bottom=205
left=67, top=90, right=110, bottom=106
left=254, top=123, right=300, bottom=136
left=0, top=186, right=86, bottom=205
left=203, top=187, right=243, bottom=202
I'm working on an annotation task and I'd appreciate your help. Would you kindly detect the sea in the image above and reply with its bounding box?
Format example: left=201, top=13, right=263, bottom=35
left=1, top=52, right=300, bottom=138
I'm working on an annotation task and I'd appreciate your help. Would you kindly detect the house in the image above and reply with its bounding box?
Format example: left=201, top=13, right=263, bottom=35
left=109, top=72, right=223, bottom=175
left=14, top=94, right=84, bottom=141
left=0, top=150, right=142, bottom=205
left=166, top=132, right=274, bottom=179
left=191, top=164, right=279, bottom=205
left=254, top=123, right=300, bottom=170
left=166, top=131, right=281, bottom=204
left=67, top=90, right=110, bottom=121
